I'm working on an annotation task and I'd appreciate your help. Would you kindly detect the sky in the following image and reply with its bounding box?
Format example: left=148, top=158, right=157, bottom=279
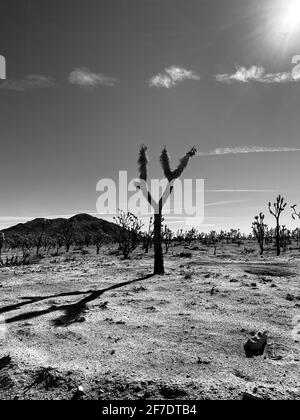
left=0, top=0, right=300, bottom=233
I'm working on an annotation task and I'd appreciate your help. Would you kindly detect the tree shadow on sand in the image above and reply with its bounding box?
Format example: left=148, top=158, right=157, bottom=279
left=1, top=274, right=154, bottom=326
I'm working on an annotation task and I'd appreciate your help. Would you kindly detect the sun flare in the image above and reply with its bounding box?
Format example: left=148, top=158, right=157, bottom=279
left=280, top=0, right=300, bottom=34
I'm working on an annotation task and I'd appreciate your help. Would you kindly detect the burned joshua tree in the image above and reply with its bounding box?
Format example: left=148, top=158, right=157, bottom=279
left=142, top=217, right=154, bottom=254
left=0, top=232, right=5, bottom=265
left=252, top=212, right=268, bottom=256
left=138, top=145, right=196, bottom=274
left=268, top=195, right=287, bottom=256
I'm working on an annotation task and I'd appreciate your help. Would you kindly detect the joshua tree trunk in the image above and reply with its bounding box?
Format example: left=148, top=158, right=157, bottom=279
left=276, top=219, right=280, bottom=256
left=269, top=195, right=286, bottom=257
left=259, top=242, right=264, bottom=255
left=154, top=207, right=164, bottom=275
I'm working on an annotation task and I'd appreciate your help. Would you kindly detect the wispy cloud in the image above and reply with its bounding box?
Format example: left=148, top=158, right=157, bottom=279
left=149, top=66, right=200, bottom=88
left=216, top=65, right=297, bottom=84
left=205, top=199, right=250, bottom=207
left=207, top=189, right=281, bottom=193
left=0, top=75, right=55, bottom=91
left=69, top=68, right=118, bottom=88
left=197, top=146, right=300, bottom=156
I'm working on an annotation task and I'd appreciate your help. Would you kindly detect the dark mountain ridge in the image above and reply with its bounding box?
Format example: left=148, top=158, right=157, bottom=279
left=2, top=213, right=119, bottom=240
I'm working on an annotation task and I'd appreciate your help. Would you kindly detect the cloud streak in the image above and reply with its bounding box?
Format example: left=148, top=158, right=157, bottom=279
left=216, top=65, right=298, bottom=84
left=69, top=68, right=118, bottom=88
left=149, top=66, right=200, bottom=88
left=0, top=75, right=55, bottom=91
left=207, top=189, right=281, bottom=193
left=197, top=146, right=300, bottom=156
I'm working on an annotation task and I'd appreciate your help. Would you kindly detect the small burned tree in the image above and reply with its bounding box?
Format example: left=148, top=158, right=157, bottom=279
left=291, top=205, right=300, bottom=250
left=185, top=228, right=197, bottom=246
left=138, top=145, right=196, bottom=275
left=31, top=219, right=50, bottom=255
left=252, top=212, right=267, bottom=255
left=280, top=225, right=290, bottom=253
left=59, top=220, right=76, bottom=253
left=114, top=210, right=143, bottom=259
left=19, top=235, right=32, bottom=264
left=94, top=231, right=108, bottom=255
left=162, top=225, right=173, bottom=254
left=0, top=232, right=5, bottom=265
left=269, top=195, right=287, bottom=256
left=142, top=217, right=154, bottom=254
left=208, top=230, right=219, bottom=256
left=175, top=229, right=184, bottom=247
left=54, top=236, right=64, bottom=255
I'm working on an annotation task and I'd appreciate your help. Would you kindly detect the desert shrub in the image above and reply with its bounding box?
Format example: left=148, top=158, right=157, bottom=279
left=180, top=270, right=193, bottom=280
left=114, top=211, right=143, bottom=259
left=81, top=249, right=90, bottom=255
left=158, top=384, right=188, bottom=399
left=178, top=251, right=192, bottom=258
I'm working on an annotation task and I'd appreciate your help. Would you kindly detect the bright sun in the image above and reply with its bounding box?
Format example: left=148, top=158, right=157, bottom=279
left=280, top=0, right=300, bottom=34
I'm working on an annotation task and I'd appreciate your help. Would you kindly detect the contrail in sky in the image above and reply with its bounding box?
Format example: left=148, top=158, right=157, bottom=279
left=196, top=146, right=300, bottom=156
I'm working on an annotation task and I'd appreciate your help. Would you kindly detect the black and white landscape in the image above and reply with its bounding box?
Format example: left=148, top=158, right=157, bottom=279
left=0, top=0, right=300, bottom=401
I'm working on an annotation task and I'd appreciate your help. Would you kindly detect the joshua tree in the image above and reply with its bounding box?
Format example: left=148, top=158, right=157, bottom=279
left=208, top=230, right=219, bottom=255
left=138, top=145, right=196, bottom=275
left=252, top=212, right=267, bottom=255
left=269, top=195, right=287, bottom=256
left=280, top=225, right=291, bottom=253
left=175, top=229, right=184, bottom=246
left=114, top=210, right=143, bottom=259
left=185, top=228, right=197, bottom=246
left=162, top=225, right=173, bottom=254
left=291, top=204, right=300, bottom=249
left=291, top=204, right=300, bottom=221
left=292, top=228, right=300, bottom=247
left=142, top=217, right=154, bottom=254
left=0, top=232, right=5, bottom=265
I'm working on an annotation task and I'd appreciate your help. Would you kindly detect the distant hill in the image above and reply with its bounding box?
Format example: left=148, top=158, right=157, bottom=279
left=2, top=213, right=120, bottom=240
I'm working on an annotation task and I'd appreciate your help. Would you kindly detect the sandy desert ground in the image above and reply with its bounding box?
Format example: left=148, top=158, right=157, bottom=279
left=0, top=243, right=299, bottom=400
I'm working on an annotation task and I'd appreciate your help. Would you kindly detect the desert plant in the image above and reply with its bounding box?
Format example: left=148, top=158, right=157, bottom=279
left=84, top=234, right=92, bottom=248
left=31, top=219, right=50, bottom=255
left=185, top=228, right=197, bottom=246
left=0, top=232, right=4, bottom=265
left=175, top=229, right=184, bottom=246
left=137, top=145, right=196, bottom=274
left=19, top=236, right=32, bottom=264
left=142, top=217, right=154, bottom=254
left=162, top=225, right=173, bottom=254
left=269, top=195, right=287, bottom=256
left=252, top=212, right=267, bottom=255
left=94, top=231, right=108, bottom=254
left=292, top=227, right=300, bottom=248
left=114, top=210, right=143, bottom=259
left=280, top=225, right=291, bottom=252
left=59, top=220, right=76, bottom=253
left=208, top=230, right=219, bottom=255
